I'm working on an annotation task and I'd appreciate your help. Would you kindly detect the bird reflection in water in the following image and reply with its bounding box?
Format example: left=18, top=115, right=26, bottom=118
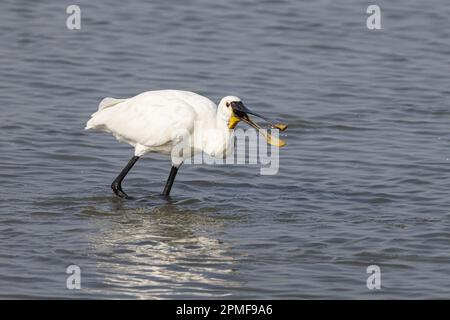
left=81, top=200, right=242, bottom=298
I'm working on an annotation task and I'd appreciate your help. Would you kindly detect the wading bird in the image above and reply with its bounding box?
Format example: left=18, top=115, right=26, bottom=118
left=85, top=90, right=287, bottom=198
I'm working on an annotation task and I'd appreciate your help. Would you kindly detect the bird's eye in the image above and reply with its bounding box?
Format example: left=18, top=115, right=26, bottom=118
left=226, top=102, right=230, bottom=107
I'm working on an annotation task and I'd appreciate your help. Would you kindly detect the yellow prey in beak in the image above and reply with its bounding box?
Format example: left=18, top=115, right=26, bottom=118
left=227, top=101, right=287, bottom=147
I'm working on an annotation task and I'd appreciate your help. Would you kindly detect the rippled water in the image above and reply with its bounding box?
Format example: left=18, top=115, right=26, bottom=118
left=1, top=0, right=450, bottom=299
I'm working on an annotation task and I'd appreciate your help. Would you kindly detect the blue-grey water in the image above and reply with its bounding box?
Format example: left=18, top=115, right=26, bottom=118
left=1, top=0, right=450, bottom=299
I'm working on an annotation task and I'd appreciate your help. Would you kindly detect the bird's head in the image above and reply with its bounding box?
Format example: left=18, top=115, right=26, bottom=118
left=218, top=96, right=288, bottom=147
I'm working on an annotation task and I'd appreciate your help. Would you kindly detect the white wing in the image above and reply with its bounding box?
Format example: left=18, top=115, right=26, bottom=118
left=86, top=90, right=217, bottom=148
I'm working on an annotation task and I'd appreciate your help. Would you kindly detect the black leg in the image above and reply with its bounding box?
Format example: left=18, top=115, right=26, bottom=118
left=161, top=165, right=179, bottom=196
left=111, top=155, right=139, bottom=198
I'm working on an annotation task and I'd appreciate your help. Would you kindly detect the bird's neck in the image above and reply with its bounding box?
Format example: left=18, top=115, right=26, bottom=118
left=202, top=113, right=234, bottom=158
left=218, top=116, right=234, bottom=143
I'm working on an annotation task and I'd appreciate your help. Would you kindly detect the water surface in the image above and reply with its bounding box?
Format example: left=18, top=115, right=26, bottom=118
left=1, top=0, right=450, bottom=298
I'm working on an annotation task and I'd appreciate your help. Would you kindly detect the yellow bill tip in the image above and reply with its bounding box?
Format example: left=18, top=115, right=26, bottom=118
left=273, top=123, right=288, bottom=131
left=265, top=133, right=286, bottom=148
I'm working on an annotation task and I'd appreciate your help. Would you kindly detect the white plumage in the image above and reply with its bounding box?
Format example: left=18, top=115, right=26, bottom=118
left=85, top=90, right=286, bottom=198
left=86, top=90, right=235, bottom=166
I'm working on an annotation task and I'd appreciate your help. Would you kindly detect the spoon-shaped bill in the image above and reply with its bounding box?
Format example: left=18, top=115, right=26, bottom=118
left=241, top=117, right=286, bottom=147
left=230, top=101, right=288, bottom=132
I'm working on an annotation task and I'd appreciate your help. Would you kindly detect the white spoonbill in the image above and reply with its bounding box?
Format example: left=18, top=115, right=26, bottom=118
left=85, top=90, right=287, bottom=198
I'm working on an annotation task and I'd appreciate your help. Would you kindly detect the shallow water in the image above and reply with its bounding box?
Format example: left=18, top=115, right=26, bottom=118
left=1, top=0, right=450, bottom=298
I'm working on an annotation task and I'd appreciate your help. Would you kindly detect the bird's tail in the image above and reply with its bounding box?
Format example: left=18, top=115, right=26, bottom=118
left=85, top=97, right=126, bottom=130
left=85, top=117, right=99, bottom=130
left=98, top=97, right=126, bottom=111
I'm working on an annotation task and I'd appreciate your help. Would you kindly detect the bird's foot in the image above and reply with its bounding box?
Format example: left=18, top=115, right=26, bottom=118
left=111, top=182, right=131, bottom=199
left=159, top=193, right=172, bottom=200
